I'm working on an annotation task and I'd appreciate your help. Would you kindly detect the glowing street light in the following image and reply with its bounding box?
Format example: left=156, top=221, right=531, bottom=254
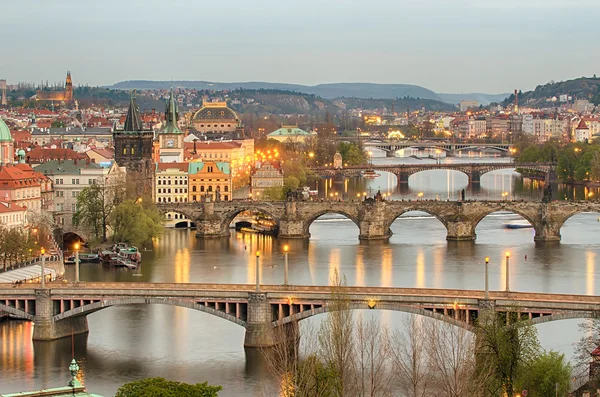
left=283, top=245, right=289, bottom=285
left=505, top=252, right=510, bottom=292
left=40, top=247, right=46, bottom=288
left=484, top=257, right=489, bottom=300
left=255, top=252, right=261, bottom=292
left=74, top=242, right=80, bottom=283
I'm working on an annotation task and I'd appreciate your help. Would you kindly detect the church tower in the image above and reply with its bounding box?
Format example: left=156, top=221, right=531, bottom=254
left=64, top=71, right=73, bottom=102
left=158, top=89, right=184, bottom=163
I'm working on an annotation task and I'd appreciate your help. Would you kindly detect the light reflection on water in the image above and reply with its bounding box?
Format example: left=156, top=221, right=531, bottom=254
left=1, top=156, right=600, bottom=396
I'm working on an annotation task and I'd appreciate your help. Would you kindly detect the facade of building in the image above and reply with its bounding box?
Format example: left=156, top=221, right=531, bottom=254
left=113, top=93, right=154, bottom=172
left=188, top=161, right=232, bottom=202
left=575, top=119, right=590, bottom=142
left=35, top=71, right=73, bottom=103
left=250, top=161, right=284, bottom=197
left=192, top=101, right=242, bottom=135
left=0, top=165, right=43, bottom=212
left=158, top=90, right=185, bottom=163
left=155, top=162, right=188, bottom=203
left=467, top=118, right=487, bottom=138
left=31, top=127, right=113, bottom=146
left=24, top=147, right=88, bottom=165
left=34, top=160, right=124, bottom=229
left=0, top=201, right=27, bottom=229
left=459, top=100, right=479, bottom=112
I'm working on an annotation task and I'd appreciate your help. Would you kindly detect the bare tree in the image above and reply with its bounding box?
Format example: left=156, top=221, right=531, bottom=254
left=388, top=316, right=432, bottom=397
left=427, top=321, right=478, bottom=397
left=354, top=315, right=392, bottom=397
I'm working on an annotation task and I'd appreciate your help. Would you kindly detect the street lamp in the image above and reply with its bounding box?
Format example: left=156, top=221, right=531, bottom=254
left=484, top=257, right=489, bottom=300
left=74, top=242, right=80, bottom=283
left=255, top=251, right=260, bottom=292
left=40, top=247, right=46, bottom=288
left=418, top=192, right=424, bottom=200
left=505, top=252, right=510, bottom=292
left=283, top=245, right=289, bottom=285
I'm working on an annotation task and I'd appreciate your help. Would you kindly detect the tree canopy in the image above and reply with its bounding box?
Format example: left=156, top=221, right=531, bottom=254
left=115, top=377, right=222, bottom=397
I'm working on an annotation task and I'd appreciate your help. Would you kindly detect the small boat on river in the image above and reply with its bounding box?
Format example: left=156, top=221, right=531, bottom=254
left=101, top=243, right=142, bottom=264
left=504, top=220, right=533, bottom=229
left=361, top=169, right=380, bottom=179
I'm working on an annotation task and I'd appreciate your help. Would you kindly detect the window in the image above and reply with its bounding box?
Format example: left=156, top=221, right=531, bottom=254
left=200, top=186, right=205, bottom=192
left=216, top=186, right=221, bottom=191
left=56, top=203, right=63, bottom=211
left=208, top=186, right=213, bottom=192
left=131, top=147, right=135, bottom=155
left=72, top=179, right=79, bottom=185
left=56, top=179, right=63, bottom=185
left=192, top=195, right=197, bottom=201
left=71, top=204, right=77, bottom=212
left=71, top=191, right=77, bottom=198
left=224, top=186, right=229, bottom=192
left=192, top=186, right=196, bottom=192
left=224, top=195, right=228, bottom=201
left=158, top=180, right=162, bottom=185
left=123, top=148, right=127, bottom=155
left=175, top=180, right=178, bottom=185
left=168, top=189, right=171, bottom=193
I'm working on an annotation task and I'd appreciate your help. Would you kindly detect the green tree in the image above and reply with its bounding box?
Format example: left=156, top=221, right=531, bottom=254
left=115, top=377, right=222, bottom=397
left=73, top=180, right=125, bottom=242
left=517, top=351, right=571, bottom=397
left=336, top=142, right=367, bottom=166
left=111, top=200, right=163, bottom=246
left=476, top=310, right=542, bottom=396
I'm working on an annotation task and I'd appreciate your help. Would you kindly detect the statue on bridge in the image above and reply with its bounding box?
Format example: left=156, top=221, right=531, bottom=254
left=542, top=184, right=553, bottom=203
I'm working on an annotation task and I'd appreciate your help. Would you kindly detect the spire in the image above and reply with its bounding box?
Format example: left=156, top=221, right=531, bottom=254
left=160, top=88, right=182, bottom=134
left=124, top=90, right=143, bottom=131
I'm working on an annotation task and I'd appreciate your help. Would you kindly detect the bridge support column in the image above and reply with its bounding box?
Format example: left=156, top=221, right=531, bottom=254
left=446, top=221, right=476, bottom=241
left=278, top=201, right=309, bottom=239
left=470, top=170, right=481, bottom=184
left=195, top=202, right=229, bottom=238
left=359, top=202, right=392, bottom=240
left=244, top=293, right=275, bottom=348
left=533, top=222, right=561, bottom=242
left=395, top=172, right=409, bottom=184
left=32, top=290, right=88, bottom=341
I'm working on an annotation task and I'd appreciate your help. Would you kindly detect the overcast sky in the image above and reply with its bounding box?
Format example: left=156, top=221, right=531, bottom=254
left=1, top=0, right=599, bottom=93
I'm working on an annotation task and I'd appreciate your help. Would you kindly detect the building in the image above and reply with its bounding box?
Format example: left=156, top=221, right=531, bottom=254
left=31, top=127, right=113, bottom=146
left=85, top=148, right=114, bottom=164
left=0, top=118, right=14, bottom=165
left=0, top=201, right=28, bottom=230
left=158, top=89, right=185, bottom=163
left=24, top=147, right=88, bottom=165
left=35, top=71, right=74, bottom=103
left=155, top=162, right=188, bottom=203
left=460, top=100, right=479, bottom=112
left=0, top=79, right=6, bottom=106
left=251, top=161, right=284, bottom=198
left=267, top=125, right=311, bottom=143
left=575, top=119, right=591, bottom=142
left=185, top=140, right=254, bottom=175
left=188, top=161, right=232, bottom=202
left=192, top=101, right=242, bottom=136
left=467, top=118, right=487, bottom=138
left=0, top=164, right=43, bottom=213
left=573, top=99, right=595, bottom=114
left=34, top=159, right=124, bottom=229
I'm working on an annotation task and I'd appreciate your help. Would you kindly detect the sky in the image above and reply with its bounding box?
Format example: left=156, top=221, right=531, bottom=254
left=1, top=0, right=599, bottom=94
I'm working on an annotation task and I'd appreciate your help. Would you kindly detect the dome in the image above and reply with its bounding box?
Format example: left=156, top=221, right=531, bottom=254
left=17, top=149, right=26, bottom=156
left=193, top=102, right=239, bottom=121
left=0, top=118, right=13, bottom=142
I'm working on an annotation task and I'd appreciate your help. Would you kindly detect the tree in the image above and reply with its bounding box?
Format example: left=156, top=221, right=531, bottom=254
left=115, top=377, right=221, bottom=397
left=73, top=179, right=125, bottom=242
left=336, top=142, right=367, bottom=166
left=389, top=316, right=431, bottom=397
left=517, top=350, right=571, bottom=397
left=111, top=200, right=163, bottom=246
left=475, top=310, right=542, bottom=397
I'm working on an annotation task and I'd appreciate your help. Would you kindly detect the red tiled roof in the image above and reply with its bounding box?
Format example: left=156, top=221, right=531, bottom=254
left=156, top=162, right=188, bottom=172
left=0, top=165, right=42, bottom=189
left=576, top=119, right=589, bottom=129
left=184, top=141, right=242, bottom=151
left=25, top=147, right=88, bottom=163
left=10, top=130, right=31, bottom=143
left=0, top=201, right=26, bottom=213
left=87, top=147, right=114, bottom=160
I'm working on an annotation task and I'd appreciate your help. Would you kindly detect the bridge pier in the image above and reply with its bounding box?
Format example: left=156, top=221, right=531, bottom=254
left=445, top=221, right=476, bottom=241
left=278, top=220, right=309, bottom=239
left=195, top=202, right=230, bottom=238
left=358, top=202, right=392, bottom=240
left=470, top=170, right=481, bottom=184
left=244, top=292, right=276, bottom=348
left=395, top=172, right=410, bottom=184
left=533, top=222, right=561, bottom=242
left=32, top=290, right=89, bottom=341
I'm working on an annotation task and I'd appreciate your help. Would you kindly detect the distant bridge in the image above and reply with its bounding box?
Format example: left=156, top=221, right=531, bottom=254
left=310, top=162, right=555, bottom=184
left=156, top=199, right=593, bottom=242
left=2, top=282, right=600, bottom=346
left=362, top=140, right=516, bottom=155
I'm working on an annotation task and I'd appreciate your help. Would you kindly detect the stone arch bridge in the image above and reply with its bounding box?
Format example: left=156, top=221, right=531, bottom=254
left=363, top=141, right=515, bottom=157
left=311, top=162, right=556, bottom=184
left=2, top=282, right=600, bottom=347
left=157, top=200, right=600, bottom=242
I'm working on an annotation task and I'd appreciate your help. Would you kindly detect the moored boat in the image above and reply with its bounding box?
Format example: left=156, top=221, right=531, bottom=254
left=504, top=220, right=533, bottom=229
left=362, top=169, right=380, bottom=179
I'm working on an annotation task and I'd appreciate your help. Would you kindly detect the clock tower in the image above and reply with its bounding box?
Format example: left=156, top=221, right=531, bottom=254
left=158, top=88, right=184, bottom=163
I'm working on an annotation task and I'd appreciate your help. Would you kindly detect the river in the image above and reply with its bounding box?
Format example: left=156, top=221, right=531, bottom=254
left=1, top=150, right=600, bottom=396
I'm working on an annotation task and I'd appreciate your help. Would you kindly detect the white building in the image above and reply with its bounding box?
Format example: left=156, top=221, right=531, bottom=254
left=575, top=120, right=590, bottom=142
left=0, top=201, right=27, bottom=230
left=460, top=100, right=479, bottom=112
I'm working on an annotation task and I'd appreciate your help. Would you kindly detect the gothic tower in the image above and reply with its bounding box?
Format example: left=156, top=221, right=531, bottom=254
left=0, top=79, right=7, bottom=106
left=64, top=71, right=73, bottom=102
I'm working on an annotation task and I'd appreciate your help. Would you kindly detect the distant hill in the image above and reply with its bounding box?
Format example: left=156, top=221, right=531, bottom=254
left=502, top=76, right=600, bottom=107
left=109, top=80, right=505, bottom=105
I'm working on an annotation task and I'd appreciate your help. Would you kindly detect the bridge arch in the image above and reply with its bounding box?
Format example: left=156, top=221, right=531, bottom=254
left=156, top=206, right=198, bottom=223
left=302, top=209, right=360, bottom=237
left=555, top=209, right=600, bottom=237
left=525, top=311, right=595, bottom=327
left=384, top=207, right=449, bottom=234
left=471, top=206, right=538, bottom=233
left=220, top=206, right=282, bottom=235
left=52, top=298, right=246, bottom=327
left=273, top=302, right=473, bottom=332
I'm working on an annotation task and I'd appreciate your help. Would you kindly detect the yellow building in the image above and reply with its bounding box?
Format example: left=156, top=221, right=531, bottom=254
left=185, top=140, right=254, bottom=178
left=251, top=161, right=284, bottom=198
left=155, top=163, right=188, bottom=203
left=192, top=101, right=241, bottom=134
left=188, top=161, right=232, bottom=202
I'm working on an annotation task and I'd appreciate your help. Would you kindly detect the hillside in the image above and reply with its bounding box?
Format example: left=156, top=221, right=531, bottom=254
left=109, top=80, right=504, bottom=105
left=502, top=76, right=600, bottom=107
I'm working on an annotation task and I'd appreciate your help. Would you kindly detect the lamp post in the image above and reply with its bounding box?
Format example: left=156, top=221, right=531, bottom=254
left=484, top=256, right=489, bottom=300
left=74, top=242, right=80, bottom=283
left=255, top=251, right=260, bottom=292
left=505, top=251, right=510, bottom=292
left=40, top=247, right=46, bottom=288
left=283, top=245, right=289, bottom=285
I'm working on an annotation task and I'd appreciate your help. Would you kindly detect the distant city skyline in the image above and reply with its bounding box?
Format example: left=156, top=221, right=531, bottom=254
left=2, top=0, right=599, bottom=94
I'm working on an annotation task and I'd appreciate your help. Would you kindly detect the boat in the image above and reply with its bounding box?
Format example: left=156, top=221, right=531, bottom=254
left=362, top=169, right=380, bottom=179
left=101, top=244, right=142, bottom=264
left=110, top=256, right=138, bottom=269
left=409, top=155, right=423, bottom=160
left=504, top=220, right=533, bottom=229
left=63, top=256, right=78, bottom=265
left=79, top=253, right=100, bottom=263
